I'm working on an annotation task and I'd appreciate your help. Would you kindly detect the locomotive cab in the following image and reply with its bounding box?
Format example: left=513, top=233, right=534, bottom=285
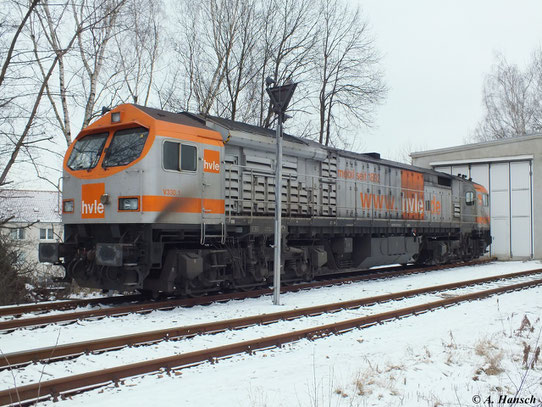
left=39, top=104, right=226, bottom=292
left=457, top=182, right=491, bottom=260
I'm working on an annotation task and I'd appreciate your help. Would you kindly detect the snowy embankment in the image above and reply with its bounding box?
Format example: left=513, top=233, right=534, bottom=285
left=1, top=261, right=542, bottom=406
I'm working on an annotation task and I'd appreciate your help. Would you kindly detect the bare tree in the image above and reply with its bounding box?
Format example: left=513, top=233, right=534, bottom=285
left=72, top=0, right=127, bottom=128
left=258, top=0, right=319, bottom=128
left=314, top=0, right=386, bottom=147
left=114, top=0, right=162, bottom=106
left=170, top=0, right=385, bottom=148
left=473, top=52, right=542, bottom=142
left=172, top=0, right=320, bottom=125
left=221, top=0, right=260, bottom=121
left=0, top=0, right=129, bottom=187
left=0, top=0, right=40, bottom=92
left=173, top=0, right=231, bottom=115
left=173, top=0, right=264, bottom=118
left=0, top=20, right=78, bottom=186
left=0, top=0, right=41, bottom=187
left=31, top=0, right=75, bottom=146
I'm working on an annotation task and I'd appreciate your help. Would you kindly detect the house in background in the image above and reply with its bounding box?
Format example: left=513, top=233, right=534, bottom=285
left=411, top=135, right=542, bottom=260
left=0, top=190, right=63, bottom=275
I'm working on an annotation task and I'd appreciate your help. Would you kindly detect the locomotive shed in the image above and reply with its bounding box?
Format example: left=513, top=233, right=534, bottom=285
left=412, top=135, right=542, bottom=260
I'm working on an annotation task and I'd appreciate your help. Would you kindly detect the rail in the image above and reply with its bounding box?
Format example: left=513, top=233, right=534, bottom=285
left=0, top=259, right=492, bottom=331
left=1, top=275, right=540, bottom=406
left=1, top=267, right=541, bottom=370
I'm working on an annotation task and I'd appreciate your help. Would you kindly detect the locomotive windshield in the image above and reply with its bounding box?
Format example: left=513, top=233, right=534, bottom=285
left=67, top=132, right=108, bottom=170
left=103, top=127, right=149, bottom=167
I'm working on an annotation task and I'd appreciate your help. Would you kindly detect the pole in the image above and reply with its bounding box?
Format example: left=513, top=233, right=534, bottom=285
left=266, top=79, right=296, bottom=306
left=273, top=112, right=283, bottom=305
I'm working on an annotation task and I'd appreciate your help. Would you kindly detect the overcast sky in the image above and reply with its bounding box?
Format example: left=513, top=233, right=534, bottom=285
left=356, top=0, right=542, bottom=160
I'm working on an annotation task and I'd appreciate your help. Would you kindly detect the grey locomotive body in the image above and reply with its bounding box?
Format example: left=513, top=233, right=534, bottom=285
left=39, top=104, right=491, bottom=295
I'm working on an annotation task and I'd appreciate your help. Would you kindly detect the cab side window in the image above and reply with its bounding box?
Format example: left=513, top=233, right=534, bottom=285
left=465, top=191, right=475, bottom=206
left=163, top=141, right=179, bottom=171
left=181, top=145, right=197, bottom=171
left=163, top=142, right=197, bottom=172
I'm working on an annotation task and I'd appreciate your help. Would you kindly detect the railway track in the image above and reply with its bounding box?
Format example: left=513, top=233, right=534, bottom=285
left=0, top=294, right=144, bottom=318
left=0, top=259, right=492, bottom=332
left=0, top=267, right=541, bottom=406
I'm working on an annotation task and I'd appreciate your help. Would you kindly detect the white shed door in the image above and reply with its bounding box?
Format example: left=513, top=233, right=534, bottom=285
left=435, top=160, right=532, bottom=259
left=510, top=161, right=532, bottom=257
left=488, top=161, right=532, bottom=259
left=470, top=164, right=489, bottom=187
left=490, top=163, right=511, bottom=258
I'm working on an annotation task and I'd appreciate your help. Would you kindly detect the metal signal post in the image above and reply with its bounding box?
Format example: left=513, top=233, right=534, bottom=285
left=265, top=79, right=297, bottom=305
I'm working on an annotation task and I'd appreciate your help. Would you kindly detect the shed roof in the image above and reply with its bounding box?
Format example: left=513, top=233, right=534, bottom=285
left=411, top=133, right=542, bottom=158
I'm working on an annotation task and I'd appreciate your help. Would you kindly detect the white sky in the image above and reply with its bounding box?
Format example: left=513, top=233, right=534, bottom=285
left=356, top=0, right=542, bottom=160
left=9, top=0, right=542, bottom=189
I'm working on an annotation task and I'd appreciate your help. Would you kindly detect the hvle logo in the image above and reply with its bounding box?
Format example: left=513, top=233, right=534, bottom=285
left=81, top=183, right=105, bottom=219
left=203, top=149, right=220, bottom=173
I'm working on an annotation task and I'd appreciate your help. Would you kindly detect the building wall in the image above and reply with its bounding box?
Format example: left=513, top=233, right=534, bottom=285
left=3, top=221, right=64, bottom=276
left=412, top=135, right=542, bottom=259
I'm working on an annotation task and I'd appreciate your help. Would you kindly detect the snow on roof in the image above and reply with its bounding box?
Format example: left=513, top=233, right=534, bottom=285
left=0, top=189, right=61, bottom=223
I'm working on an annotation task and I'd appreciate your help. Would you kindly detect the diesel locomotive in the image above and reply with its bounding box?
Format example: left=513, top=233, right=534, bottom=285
left=39, top=104, right=491, bottom=295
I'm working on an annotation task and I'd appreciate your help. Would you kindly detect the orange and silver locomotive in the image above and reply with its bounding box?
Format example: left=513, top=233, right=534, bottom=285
left=39, top=104, right=491, bottom=295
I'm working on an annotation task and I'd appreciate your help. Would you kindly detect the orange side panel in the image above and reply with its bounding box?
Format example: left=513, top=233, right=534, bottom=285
left=141, top=196, right=225, bottom=214
left=401, top=170, right=424, bottom=220
left=203, top=149, right=221, bottom=173
left=81, top=183, right=105, bottom=219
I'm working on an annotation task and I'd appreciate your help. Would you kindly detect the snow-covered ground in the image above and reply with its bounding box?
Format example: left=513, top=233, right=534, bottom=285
left=2, top=261, right=542, bottom=406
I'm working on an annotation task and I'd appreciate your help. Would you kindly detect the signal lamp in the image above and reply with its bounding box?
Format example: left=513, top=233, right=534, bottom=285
left=119, top=197, right=139, bottom=211
left=62, top=200, right=74, bottom=213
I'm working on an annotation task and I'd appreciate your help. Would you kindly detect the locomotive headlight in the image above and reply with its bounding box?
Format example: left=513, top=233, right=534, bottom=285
left=118, top=197, right=139, bottom=211
left=100, top=193, right=110, bottom=205
left=111, top=112, right=121, bottom=123
left=62, top=199, right=74, bottom=213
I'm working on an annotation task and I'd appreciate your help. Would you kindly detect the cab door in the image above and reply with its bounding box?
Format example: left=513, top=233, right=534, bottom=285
left=200, top=146, right=226, bottom=243
left=462, top=184, right=477, bottom=226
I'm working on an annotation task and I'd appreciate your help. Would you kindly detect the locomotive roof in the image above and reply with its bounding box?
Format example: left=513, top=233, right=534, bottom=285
left=197, top=114, right=308, bottom=145
left=133, top=105, right=213, bottom=130
left=133, top=105, right=308, bottom=145
left=131, top=105, right=457, bottom=181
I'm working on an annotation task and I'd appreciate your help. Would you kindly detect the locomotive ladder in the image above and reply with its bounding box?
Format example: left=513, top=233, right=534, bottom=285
left=200, top=221, right=226, bottom=246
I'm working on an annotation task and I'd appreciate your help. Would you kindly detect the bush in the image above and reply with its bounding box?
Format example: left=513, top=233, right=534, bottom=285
left=0, top=233, right=31, bottom=305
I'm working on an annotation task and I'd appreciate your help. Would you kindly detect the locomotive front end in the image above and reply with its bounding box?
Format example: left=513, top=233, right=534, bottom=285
left=39, top=104, right=225, bottom=293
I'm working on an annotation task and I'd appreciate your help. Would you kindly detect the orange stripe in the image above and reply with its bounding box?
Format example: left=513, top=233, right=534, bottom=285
left=141, top=195, right=225, bottom=214
left=476, top=216, right=490, bottom=225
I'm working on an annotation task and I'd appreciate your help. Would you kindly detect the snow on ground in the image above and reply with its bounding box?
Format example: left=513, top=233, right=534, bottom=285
left=2, top=261, right=542, bottom=406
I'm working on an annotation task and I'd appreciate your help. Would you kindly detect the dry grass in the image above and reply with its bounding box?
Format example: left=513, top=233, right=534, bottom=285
left=354, top=371, right=374, bottom=396
left=474, top=337, right=504, bottom=376
left=334, top=387, right=348, bottom=398
left=517, top=315, right=534, bottom=334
